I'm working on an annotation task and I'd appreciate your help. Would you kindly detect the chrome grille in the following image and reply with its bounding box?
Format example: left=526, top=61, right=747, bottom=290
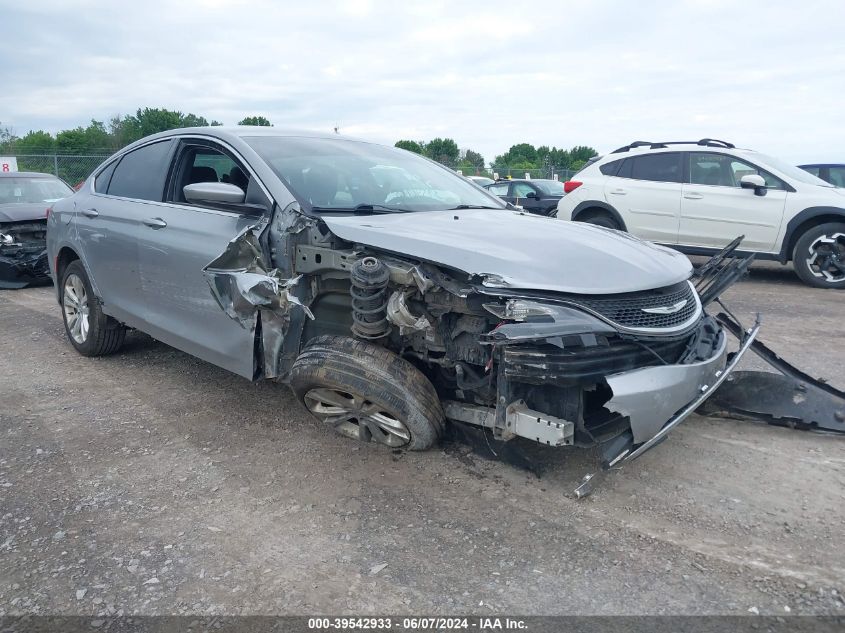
left=564, top=282, right=699, bottom=331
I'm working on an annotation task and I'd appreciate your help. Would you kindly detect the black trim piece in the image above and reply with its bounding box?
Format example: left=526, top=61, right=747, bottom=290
left=779, top=205, right=845, bottom=261
left=570, top=200, right=628, bottom=231
left=666, top=243, right=783, bottom=262
left=612, top=139, right=735, bottom=154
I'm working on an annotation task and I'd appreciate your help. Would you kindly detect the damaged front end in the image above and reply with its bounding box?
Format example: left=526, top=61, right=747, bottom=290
left=203, top=206, right=840, bottom=497
left=0, top=221, right=50, bottom=289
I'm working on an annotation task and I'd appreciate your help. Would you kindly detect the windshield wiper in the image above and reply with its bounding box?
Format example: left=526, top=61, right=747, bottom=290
left=310, top=204, right=409, bottom=214
left=448, top=204, right=502, bottom=210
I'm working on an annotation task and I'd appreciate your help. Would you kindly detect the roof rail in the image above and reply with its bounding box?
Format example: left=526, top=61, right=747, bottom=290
left=611, top=138, right=735, bottom=154
left=697, top=138, right=735, bottom=149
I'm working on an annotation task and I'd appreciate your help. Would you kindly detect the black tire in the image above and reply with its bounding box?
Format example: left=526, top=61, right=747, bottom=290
left=792, top=222, right=845, bottom=289
left=289, top=335, right=443, bottom=450
left=60, top=260, right=126, bottom=356
left=577, top=210, right=621, bottom=230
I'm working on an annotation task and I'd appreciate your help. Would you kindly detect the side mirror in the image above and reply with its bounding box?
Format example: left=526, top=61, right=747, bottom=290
left=524, top=191, right=538, bottom=199
left=740, top=174, right=767, bottom=196
left=184, top=182, right=246, bottom=204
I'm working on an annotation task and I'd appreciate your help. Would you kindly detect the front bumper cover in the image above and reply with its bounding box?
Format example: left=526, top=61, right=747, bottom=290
left=575, top=318, right=761, bottom=497
left=0, top=245, right=50, bottom=289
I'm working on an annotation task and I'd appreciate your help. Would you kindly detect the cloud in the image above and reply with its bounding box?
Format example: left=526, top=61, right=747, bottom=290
left=1, top=0, right=843, bottom=163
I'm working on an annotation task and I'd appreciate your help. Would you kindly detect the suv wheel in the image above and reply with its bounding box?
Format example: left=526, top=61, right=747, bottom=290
left=792, top=222, right=845, bottom=288
left=60, top=260, right=126, bottom=355
left=289, top=336, right=444, bottom=450
left=577, top=210, right=621, bottom=231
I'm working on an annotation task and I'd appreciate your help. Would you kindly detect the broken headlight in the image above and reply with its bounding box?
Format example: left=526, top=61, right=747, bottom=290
left=483, top=299, right=560, bottom=322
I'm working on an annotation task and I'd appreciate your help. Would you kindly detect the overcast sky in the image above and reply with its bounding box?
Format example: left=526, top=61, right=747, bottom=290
left=1, top=0, right=843, bottom=163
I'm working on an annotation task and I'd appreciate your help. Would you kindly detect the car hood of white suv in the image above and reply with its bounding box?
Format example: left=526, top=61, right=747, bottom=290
left=321, top=208, right=693, bottom=294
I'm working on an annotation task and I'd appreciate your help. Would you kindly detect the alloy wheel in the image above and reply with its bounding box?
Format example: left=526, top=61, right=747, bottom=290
left=806, top=232, right=845, bottom=283
left=63, top=273, right=90, bottom=344
left=303, top=387, right=411, bottom=447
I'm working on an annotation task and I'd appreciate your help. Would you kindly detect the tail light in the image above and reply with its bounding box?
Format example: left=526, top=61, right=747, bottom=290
left=46, top=206, right=53, bottom=219
left=563, top=180, right=583, bottom=194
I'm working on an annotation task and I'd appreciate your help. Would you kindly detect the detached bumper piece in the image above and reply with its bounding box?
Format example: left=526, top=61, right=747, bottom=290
left=701, top=313, right=845, bottom=435
left=575, top=316, right=762, bottom=498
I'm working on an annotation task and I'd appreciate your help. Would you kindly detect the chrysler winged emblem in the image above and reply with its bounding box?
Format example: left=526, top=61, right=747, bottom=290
left=641, top=299, right=688, bottom=315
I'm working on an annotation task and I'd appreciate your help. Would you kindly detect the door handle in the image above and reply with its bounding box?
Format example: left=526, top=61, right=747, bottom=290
left=609, top=188, right=626, bottom=195
left=81, top=208, right=99, bottom=218
left=142, top=217, right=167, bottom=229
left=683, top=192, right=703, bottom=200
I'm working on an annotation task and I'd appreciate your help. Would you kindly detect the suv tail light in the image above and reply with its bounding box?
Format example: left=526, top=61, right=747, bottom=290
left=563, top=180, right=582, bottom=194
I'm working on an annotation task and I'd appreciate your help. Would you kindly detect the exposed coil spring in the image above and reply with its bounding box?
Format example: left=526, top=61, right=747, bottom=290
left=350, top=256, right=390, bottom=340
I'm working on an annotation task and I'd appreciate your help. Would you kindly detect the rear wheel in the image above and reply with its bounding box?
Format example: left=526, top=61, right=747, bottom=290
left=577, top=209, right=621, bottom=230
left=60, top=260, right=126, bottom=356
left=792, top=222, right=845, bottom=288
left=289, top=336, right=443, bottom=450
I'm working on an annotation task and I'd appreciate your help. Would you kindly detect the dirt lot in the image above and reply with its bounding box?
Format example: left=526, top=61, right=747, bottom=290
left=1, top=261, right=844, bottom=617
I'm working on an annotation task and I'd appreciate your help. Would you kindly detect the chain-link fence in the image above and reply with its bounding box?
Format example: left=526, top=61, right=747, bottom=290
left=487, top=166, right=578, bottom=181
left=8, top=154, right=112, bottom=187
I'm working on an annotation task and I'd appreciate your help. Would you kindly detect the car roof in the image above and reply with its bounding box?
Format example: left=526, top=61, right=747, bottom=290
left=0, top=171, right=60, bottom=179
left=111, top=126, right=383, bottom=162
left=798, top=163, right=845, bottom=168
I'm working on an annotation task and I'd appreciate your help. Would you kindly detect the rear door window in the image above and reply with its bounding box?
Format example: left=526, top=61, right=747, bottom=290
left=94, top=161, right=118, bottom=193
left=828, top=167, right=845, bottom=187
left=630, top=152, right=682, bottom=183
left=107, top=140, right=175, bottom=201
left=599, top=159, right=624, bottom=176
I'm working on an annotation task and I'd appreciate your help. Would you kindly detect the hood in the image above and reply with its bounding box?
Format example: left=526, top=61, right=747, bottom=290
left=321, top=208, right=692, bottom=294
left=0, top=203, right=49, bottom=223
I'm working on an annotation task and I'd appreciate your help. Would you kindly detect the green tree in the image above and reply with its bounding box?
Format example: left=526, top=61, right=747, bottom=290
left=395, top=140, right=425, bottom=154
left=462, top=149, right=485, bottom=170
left=0, top=126, right=18, bottom=153
left=180, top=113, right=211, bottom=128
left=15, top=130, right=56, bottom=153
left=238, top=116, right=272, bottom=126
left=495, top=143, right=538, bottom=167
left=424, top=137, right=459, bottom=165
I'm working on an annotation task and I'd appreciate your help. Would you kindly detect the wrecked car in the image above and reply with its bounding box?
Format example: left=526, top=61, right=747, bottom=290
left=1, top=171, right=72, bottom=288
left=46, top=127, right=762, bottom=486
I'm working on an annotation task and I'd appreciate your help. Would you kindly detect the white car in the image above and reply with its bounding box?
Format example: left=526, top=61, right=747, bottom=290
left=556, top=139, right=845, bottom=288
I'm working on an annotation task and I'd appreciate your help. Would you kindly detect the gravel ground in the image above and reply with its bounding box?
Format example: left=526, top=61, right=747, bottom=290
left=1, top=261, right=843, bottom=617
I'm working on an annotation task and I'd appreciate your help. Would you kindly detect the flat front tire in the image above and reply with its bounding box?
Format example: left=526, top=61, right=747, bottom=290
left=60, top=260, right=126, bottom=356
left=792, top=222, right=845, bottom=289
left=289, top=336, right=444, bottom=450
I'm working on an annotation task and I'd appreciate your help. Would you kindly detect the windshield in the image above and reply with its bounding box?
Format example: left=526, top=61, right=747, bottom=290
left=747, top=152, right=833, bottom=187
left=245, top=136, right=507, bottom=212
left=0, top=177, right=73, bottom=205
left=535, top=180, right=565, bottom=195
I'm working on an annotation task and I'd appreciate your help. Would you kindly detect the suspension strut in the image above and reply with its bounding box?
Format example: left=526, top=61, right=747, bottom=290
left=350, top=256, right=390, bottom=340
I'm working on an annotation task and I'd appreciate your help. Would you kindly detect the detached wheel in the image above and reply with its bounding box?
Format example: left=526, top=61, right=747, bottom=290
left=60, top=260, right=126, bottom=356
left=289, top=336, right=443, bottom=450
left=578, top=210, right=621, bottom=230
left=792, top=222, right=845, bottom=288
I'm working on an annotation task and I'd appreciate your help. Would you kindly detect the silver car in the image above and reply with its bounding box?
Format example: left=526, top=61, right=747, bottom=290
left=46, top=127, right=757, bottom=488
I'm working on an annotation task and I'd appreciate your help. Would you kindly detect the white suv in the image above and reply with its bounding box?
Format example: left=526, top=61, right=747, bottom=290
left=556, top=139, right=845, bottom=288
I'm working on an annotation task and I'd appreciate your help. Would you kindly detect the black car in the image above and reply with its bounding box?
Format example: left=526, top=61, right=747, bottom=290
left=484, top=178, right=565, bottom=215
left=0, top=171, right=73, bottom=288
left=798, top=164, right=845, bottom=187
